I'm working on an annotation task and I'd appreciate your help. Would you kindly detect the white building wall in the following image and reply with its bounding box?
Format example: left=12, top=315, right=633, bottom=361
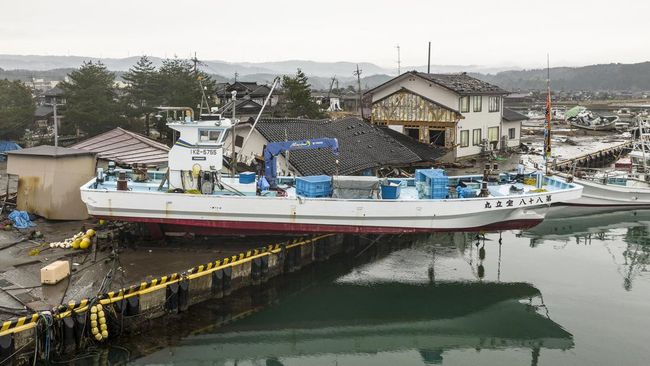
left=222, top=125, right=295, bottom=176
left=455, top=95, right=504, bottom=158
left=502, top=120, right=522, bottom=148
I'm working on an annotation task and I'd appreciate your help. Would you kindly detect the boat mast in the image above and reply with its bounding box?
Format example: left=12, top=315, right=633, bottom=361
left=544, top=54, right=552, bottom=175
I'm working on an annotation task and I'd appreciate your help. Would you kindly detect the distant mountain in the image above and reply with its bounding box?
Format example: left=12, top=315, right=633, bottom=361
left=473, top=62, right=650, bottom=91
left=2, top=54, right=649, bottom=92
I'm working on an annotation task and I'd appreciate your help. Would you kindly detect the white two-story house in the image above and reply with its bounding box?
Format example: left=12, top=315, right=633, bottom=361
left=366, top=71, right=509, bottom=160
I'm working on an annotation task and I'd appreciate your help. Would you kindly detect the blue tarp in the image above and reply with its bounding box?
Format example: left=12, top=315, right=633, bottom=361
left=0, top=141, right=21, bottom=161
left=7, top=210, right=36, bottom=229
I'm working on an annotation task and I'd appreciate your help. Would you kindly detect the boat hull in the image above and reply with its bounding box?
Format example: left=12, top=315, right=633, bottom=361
left=80, top=186, right=580, bottom=235
left=548, top=175, right=650, bottom=218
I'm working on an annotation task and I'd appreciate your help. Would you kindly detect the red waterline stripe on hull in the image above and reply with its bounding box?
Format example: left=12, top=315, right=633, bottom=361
left=94, top=216, right=543, bottom=235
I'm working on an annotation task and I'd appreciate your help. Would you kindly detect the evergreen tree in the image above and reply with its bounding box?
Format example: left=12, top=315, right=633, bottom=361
left=280, top=69, right=325, bottom=119
left=155, top=58, right=216, bottom=140
left=122, top=55, right=159, bottom=135
left=0, top=79, right=35, bottom=140
left=61, top=61, right=123, bottom=136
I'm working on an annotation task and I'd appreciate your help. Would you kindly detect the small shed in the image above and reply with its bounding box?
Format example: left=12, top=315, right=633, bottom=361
left=7, top=146, right=96, bottom=220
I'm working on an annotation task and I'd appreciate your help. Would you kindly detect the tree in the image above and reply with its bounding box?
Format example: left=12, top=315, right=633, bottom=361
left=154, top=58, right=216, bottom=140
left=0, top=79, right=35, bottom=140
left=280, top=69, right=325, bottom=119
left=122, top=55, right=159, bottom=135
left=61, top=61, right=123, bottom=136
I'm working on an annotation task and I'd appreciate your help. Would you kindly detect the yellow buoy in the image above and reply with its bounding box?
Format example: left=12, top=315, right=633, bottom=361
left=90, top=313, right=97, bottom=321
left=91, top=320, right=98, bottom=328
left=71, top=239, right=81, bottom=249
left=94, top=333, right=103, bottom=341
left=96, top=304, right=103, bottom=311
left=86, top=229, right=96, bottom=237
left=80, top=238, right=91, bottom=250
left=98, top=219, right=106, bottom=225
left=101, top=330, right=108, bottom=338
left=100, top=324, right=107, bottom=331
left=98, top=310, right=105, bottom=318
left=91, top=327, right=99, bottom=335
left=99, top=317, right=106, bottom=325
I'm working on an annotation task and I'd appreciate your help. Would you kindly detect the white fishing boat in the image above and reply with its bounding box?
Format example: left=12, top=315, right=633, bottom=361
left=80, top=112, right=582, bottom=235
left=569, top=111, right=619, bottom=131
left=547, top=131, right=650, bottom=217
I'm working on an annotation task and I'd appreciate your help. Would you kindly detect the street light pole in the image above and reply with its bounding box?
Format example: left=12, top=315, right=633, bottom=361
left=231, top=90, right=237, bottom=176
left=53, top=96, right=59, bottom=147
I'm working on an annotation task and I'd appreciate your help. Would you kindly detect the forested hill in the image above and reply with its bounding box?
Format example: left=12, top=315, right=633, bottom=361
left=473, top=62, right=650, bottom=91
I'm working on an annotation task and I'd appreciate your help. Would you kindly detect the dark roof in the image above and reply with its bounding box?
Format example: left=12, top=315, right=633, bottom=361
left=414, top=72, right=508, bottom=95
left=366, top=71, right=508, bottom=97
left=502, top=108, right=529, bottom=122
left=70, top=127, right=169, bottom=165
left=379, top=127, right=446, bottom=162
left=253, top=117, right=440, bottom=175
left=34, top=105, right=53, bottom=117
left=220, top=99, right=263, bottom=116
left=43, top=87, right=64, bottom=97
left=7, top=145, right=95, bottom=158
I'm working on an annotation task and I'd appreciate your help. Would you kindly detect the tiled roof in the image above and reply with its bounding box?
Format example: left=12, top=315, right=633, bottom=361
left=71, top=127, right=169, bottom=165
left=379, top=127, right=447, bottom=162
left=414, top=72, right=507, bottom=95
left=254, top=117, right=440, bottom=175
left=502, top=108, right=529, bottom=122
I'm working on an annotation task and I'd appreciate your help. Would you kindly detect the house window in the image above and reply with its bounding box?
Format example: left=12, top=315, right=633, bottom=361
left=460, top=130, right=469, bottom=147
left=509, top=128, right=516, bottom=139
left=199, top=129, right=223, bottom=143
left=460, top=96, right=470, bottom=113
left=472, top=129, right=482, bottom=146
left=472, top=96, right=482, bottom=112
left=488, top=96, right=500, bottom=112
left=488, top=127, right=499, bottom=142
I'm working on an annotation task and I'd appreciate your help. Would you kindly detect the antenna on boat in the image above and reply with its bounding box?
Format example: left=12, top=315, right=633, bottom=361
left=544, top=54, right=552, bottom=175
left=191, top=52, right=212, bottom=119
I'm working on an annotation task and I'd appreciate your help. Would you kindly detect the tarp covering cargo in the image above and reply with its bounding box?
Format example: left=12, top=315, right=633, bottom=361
left=332, top=176, right=381, bottom=199
left=0, top=141, right=21, bottom=161
left=565, top=106, right=586, bottom=119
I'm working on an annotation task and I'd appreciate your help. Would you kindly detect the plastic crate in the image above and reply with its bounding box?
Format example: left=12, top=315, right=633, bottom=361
left=381, top=184, right=401, bottom=199
left=239, top=172, right=256, bottom=184
left=296, top=175, right=332, bottom=197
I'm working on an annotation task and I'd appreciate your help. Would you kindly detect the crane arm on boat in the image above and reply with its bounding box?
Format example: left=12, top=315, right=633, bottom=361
left=263, top=138, right=339, bottom=188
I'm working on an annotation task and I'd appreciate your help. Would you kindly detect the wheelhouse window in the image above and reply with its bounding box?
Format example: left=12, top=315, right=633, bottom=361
left=488, top=96, right=500, bottom=112
left=472, top=96, right=482, bottom=112
left=472, top=128, right=482, bottom=146
left=199, top=129, right=223, bottom=144
left=460, top=96, right=470, bottom=113
left=460, top=130, right=469, bottom=147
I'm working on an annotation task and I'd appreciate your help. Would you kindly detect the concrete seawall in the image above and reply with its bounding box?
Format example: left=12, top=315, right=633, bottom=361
left=0, top=233, right=355, bottom=365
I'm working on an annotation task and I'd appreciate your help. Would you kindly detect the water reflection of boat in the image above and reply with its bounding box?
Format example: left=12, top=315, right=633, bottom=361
left=132, top=282, right=572, bottom=365
left=523, top=209, right=650, bottom=239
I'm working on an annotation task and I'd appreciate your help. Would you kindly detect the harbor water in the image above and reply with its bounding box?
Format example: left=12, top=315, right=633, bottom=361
left=99, top=210, right=649, bottom=366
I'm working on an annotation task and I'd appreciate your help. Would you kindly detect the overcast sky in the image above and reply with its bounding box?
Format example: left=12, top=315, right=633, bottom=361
left=2, top=0, right=649, bottom=69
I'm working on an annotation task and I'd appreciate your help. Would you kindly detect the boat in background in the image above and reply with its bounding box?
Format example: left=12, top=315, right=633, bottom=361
left=80, top=111, right=582, bottom=235
left=569, top=110, right=619, bottom=131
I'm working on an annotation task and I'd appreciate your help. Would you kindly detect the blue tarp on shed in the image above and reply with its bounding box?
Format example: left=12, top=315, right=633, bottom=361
left=0, top=141, right=21, bottom=161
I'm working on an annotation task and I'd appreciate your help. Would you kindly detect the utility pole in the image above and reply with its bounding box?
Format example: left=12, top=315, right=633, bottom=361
left=396, top=44, right=401, bottom=75
left=53, top=97, right=59, bottom=147
left=354, top=64, right=363, bottom=119
left=231, top=90, right=237, bottom=176
left=427, top=41, right=431, bottom=74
